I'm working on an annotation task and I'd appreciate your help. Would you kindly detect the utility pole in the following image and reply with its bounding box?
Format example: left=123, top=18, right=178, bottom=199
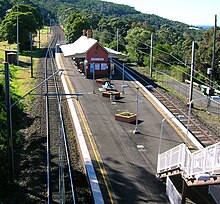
left=149, top=33, right=154, bottom=78
left=188, top=41, right=196, bottom=104
left=211, top=15, right=217, bottom=81
left=16, top=4, right=19, bottom=65
left=4, top=62, right=14, bottom=184
left=121, top=63, right=125, bottom=94
left=133, top=87, right=140, bottom=134
left=30, top=33, right=33, bottom=78
left=39, top=27, right=41, bottom=49
left=117, top=29, right=119, bottom=52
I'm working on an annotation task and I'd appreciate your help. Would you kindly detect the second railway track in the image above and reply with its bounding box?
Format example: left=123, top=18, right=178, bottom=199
left=113, top=59, right=219, bottom=148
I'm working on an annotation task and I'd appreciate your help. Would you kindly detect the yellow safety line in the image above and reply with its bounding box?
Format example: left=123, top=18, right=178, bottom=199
left=58, top=55, right=114, bottom=204
left=132, top=81, right=194, bottom=149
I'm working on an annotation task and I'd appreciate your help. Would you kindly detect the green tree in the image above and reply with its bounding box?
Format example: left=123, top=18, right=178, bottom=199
left=156, top=24, right=181, bottom=45
left=125, top=27, right=151, bottom=65
left=0, top=0, right=12, bottom=19
left=64, top=13, right=90, bottom=43
left=11, top=3, right=43, bottom=28
left=195, top=28, right=220, bottom=83
left=153, top=43, right=174, bottom=71
left=0, top=4, right=41, bottom=50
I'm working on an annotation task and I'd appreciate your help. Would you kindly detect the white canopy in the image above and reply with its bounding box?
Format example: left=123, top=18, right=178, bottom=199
left=60, top=36, right=127, bottom=59
left=60, top=36, right=97, bottom=58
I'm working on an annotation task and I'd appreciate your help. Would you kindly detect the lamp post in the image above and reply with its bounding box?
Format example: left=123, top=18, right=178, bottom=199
left=121, top=85, right=141, bottom=134
left=158, top=115, right=186, bottom=156
left=121, top=63, right=125, bottom=94
left=186, top=97, right=209, bottom=136
left=133, top=87, right=140, bottom=134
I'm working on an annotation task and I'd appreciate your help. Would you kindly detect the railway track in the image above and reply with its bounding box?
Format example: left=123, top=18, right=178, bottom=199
left=113, top=59, right=219, bottom=148
left=44, top=27, right=76, bottom=203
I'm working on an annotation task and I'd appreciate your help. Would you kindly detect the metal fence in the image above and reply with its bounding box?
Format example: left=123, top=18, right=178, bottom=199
left=155, top=70, right=220, bottom=116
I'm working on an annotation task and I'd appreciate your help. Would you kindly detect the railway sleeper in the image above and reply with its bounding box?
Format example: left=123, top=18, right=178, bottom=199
left=172, top=112, right=182, bottom=116
left=199, top=140, right=214, bottom=146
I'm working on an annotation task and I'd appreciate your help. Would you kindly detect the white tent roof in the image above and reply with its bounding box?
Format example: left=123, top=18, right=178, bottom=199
left=60, top=36, right=127, bottom=59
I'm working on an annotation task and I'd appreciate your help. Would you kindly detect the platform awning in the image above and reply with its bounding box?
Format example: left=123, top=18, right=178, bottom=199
left=104, top=47, right=127, bottom=59
left=60, top=36, right=97, bottom=58
left=60, top=36, right=127, bottom=59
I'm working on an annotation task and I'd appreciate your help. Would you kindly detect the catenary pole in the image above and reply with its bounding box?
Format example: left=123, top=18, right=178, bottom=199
left=4, top=62, right=14, bottom=183
left=117, top=29, right=119, bottom=52
left=39, top=27, right=41, bottom=49
left=16, top=4, right=19, bottom=65
left=30, top=33, right=33, bottom=78
left=211, top=15, right=217, bottom=81
left=188, top=41, right=196, bottom=104
left=149, top=33, right=154, bottom=78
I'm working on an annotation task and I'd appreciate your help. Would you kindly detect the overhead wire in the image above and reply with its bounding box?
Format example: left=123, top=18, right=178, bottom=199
left=102, top=29, right=220, bottom=89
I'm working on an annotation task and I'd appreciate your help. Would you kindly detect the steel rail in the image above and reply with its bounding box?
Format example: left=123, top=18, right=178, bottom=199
left=112, top=59, right=218, bottom=147
left=45, top=31, right=60, bottom=203
left=45, top=46, right=51, bottom=203
left=49, top=48, right=76, bottom=203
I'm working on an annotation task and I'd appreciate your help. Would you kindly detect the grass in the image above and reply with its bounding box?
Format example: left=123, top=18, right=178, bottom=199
left=0, top=26, right=50, bottom=202
left=0, top=41, right=17, bottom=62
left=0, top=26, right=49, bottom=109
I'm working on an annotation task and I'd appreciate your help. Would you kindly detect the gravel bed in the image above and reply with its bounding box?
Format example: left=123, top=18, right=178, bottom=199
left=12, top=46, right=92, bottom=203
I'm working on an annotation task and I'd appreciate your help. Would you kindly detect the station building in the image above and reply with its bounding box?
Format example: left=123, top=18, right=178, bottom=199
left=60, top=29, right=126, bottom=78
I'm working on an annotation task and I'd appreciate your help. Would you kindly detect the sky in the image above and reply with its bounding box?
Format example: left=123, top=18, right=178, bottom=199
left=103, top=0, right=220, bottom=26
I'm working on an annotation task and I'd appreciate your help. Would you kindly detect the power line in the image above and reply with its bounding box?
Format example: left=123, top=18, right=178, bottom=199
left=100, top=29, right=220, bottom=89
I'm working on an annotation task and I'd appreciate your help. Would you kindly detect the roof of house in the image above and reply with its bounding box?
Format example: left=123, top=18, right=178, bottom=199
left=60, top=36, right=127, bottom=59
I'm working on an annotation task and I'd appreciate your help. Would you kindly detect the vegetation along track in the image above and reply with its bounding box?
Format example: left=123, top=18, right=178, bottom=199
left=113, top=59, right=219, bottom=148
left=13, top=26, right=92, bottom=203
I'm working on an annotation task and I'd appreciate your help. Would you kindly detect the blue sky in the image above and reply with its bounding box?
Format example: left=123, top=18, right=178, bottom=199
left=103, top=0, right=220, bottom=26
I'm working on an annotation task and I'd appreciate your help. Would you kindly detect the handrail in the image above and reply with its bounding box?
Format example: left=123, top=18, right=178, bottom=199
left=157, top=142, right=220, bottom=178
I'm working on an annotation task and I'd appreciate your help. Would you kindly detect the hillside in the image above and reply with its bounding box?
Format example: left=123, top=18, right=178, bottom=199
left=0, top=0, right=191, bottom=31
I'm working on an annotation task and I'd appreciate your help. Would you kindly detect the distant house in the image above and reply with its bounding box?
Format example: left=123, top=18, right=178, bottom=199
left=60, top=29, right=126, bottom=78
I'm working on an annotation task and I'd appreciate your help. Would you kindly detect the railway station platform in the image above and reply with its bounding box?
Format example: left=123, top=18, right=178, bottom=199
left=56, top=50, right=217, bottom=203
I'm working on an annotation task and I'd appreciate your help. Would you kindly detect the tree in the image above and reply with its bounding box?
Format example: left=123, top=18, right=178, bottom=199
left=64, top=13, right=90, bottom=43
left=155, top=24, right=181, bottom=45
left=11, top=3, right=43, bottom=28
left=195, top=28, right=220, bottom=83
left=125, top=27, right=151, bottom=65
left=0, top=4, right=41, bottom=50
left=0, top=0, right=12, bottom=19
